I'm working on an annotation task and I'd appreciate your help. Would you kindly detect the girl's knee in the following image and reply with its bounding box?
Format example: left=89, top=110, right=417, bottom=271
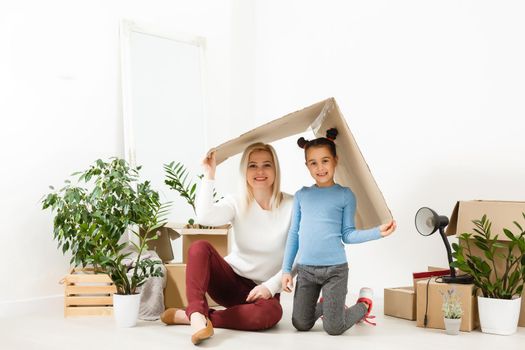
left=323, top=322, right=344, bottom=335
left=292, top=317, right=315, bottom=331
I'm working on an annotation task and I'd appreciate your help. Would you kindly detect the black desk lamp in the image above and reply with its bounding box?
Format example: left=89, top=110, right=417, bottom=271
left=415, top=207, right=473, bottom=284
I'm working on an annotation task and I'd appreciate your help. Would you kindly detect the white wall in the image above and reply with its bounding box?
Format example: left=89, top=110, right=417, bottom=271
left=2, top=0, right=525, bottom=310
left=253, top=0, right=525, bottom=294
left=0, top=0, right=241, bottom=307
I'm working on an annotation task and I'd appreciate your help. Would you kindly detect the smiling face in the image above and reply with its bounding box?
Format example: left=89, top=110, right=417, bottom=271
left=246, top=150, right=276, bottom=191
left=305, top=146, right=338, bottom=187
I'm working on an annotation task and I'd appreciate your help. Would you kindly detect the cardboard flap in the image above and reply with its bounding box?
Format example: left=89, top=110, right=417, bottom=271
left=208, top=98, right=392, bottom=229
left=388, top=287, right=415, bottom=294
left=445, top=200, right=525, bottom=241
left=178, top=224, right=231, bottom=236
left=445, top=201, right=460, bottom=236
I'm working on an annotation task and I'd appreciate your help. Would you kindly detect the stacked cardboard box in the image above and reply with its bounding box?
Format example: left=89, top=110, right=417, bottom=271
left=164, top=225, right=229, bottom=309
left=384, top=287, right=416, bottom=320
left=416, top=278, right=479, bottom=331
left=383, top=268, right=450, bottom=323
left=445, top=200, right=525, bottom=327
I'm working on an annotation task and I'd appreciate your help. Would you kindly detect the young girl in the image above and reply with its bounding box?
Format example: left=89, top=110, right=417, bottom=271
left=281, top=128, right=396, bottom=336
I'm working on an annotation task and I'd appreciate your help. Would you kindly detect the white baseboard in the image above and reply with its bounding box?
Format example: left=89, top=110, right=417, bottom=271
left=0, top=295, right=63, bottom=318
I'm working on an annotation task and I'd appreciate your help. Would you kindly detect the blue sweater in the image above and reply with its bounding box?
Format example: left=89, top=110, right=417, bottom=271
left=282, top=184, right=382, bottom=273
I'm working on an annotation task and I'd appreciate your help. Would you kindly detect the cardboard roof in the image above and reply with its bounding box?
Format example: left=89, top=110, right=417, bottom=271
left=208, top=97, right=392, bottom=229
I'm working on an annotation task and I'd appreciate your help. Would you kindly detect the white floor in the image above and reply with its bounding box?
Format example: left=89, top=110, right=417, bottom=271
left=2, top=293, right=524, bottom=350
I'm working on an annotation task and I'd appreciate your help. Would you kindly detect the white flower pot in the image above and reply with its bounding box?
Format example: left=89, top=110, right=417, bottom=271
left=113, top=293, right=141, bottom=327
left=477, top=296, right=521, bottom=335
left=443, top=318, right=461, bottom=335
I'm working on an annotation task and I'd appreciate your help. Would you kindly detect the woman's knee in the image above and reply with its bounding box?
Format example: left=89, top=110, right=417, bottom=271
left=188, top=240, right=213, bottom=258
left=251, top=298, right=283, bottom=330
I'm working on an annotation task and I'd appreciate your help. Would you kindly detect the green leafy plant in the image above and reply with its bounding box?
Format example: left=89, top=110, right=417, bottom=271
left=164, top=161, right=220, bottom=227
left=441, top=288, right=463, bottom=319
left=42, top=158, right=170, bottom=294
left=451, top=214, right=525, bottom=299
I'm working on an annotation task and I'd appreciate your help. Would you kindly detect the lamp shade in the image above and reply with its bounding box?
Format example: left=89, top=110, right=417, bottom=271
left=415, top=207, right=439, bottom=236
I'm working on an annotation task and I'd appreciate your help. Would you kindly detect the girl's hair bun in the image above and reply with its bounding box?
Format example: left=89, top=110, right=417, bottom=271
left=297, top=137, right=309, bottom=149
left=326, top=128, right=338, bottom=141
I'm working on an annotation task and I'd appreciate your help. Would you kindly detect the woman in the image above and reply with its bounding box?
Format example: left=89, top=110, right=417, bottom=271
left=161, top=143, right=294, bottom=345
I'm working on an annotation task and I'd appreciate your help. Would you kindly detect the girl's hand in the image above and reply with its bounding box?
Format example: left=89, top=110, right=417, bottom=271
left=202, top=151, right=217, bottom=180
left=246, top=285, right=272, bottom=302
left=380, top=220, right=397, bottom=237
left=281, top=273, right=294, bottom=293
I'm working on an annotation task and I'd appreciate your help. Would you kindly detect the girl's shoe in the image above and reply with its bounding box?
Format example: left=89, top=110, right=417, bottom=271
left=356, top=287, right=376, bottom=326
left=191, top=317, right=214, bottom=345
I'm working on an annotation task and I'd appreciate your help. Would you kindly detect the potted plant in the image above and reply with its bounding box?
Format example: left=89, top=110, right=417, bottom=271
left=441, top=288, right=463, bottom=335
left=43, top=158, right=169, bottom=326
left=164, top=161, right=230, bottom=261
left=451, top=214, right=525, bottom=335
left=164, top=161, right=221, bottom=228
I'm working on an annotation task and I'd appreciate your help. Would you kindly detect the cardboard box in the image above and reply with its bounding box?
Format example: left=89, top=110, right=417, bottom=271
left=384, top=287, right=416, bottom=320
left=446, top=200, right=525, bottom=327
left=209, top=98, right=392, bottom=229
left=164, top=263, right=216, bottom=309
left=177, top=225, right=230, bottom=264
left=416, top=279, right=479, bottom=332
left=446, top=200, right=525, bottom=240
left=142, top=225, right=181, bottom=263
left=164, top=264, right=187, bottom=308
left=147, top=222, right=229, bottom=264
left=412, top=269, right=450, bottom=293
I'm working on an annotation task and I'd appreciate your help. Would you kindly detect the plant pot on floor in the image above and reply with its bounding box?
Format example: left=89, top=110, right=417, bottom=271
left=478, top=296, right=521, bottom=335
left=443, top=318, right=461, bottom=335
left=113, top=293, right=141, bottom=327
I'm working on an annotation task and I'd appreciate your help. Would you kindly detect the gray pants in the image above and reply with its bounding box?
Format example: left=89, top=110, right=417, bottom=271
left=292, top=263, right=367, bottom=335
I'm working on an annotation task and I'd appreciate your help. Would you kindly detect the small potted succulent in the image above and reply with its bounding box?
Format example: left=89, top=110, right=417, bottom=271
left=441, top=288, right=463, bottom=335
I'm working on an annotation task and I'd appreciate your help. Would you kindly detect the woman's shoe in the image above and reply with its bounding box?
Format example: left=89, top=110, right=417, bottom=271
left=191, top=318, right=214, bottom=345
left=160, top=308, right=190, bottom=325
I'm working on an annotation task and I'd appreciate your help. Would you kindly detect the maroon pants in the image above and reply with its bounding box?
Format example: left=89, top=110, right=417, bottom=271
left=185, top=240, right=283, bottom=330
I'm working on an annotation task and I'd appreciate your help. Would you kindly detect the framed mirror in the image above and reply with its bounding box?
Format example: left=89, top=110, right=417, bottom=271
left=120, top=19, right=208, bottom=261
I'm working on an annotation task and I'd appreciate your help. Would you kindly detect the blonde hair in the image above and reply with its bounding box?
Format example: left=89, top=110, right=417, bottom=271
left=239, top=142, right=283, bottom=210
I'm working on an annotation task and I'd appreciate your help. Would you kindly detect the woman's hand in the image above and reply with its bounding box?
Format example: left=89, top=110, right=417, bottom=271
left=202, top=151, right=217, bottom=180
left=281, top=273, right=294, bottom=293
left=246, top=285, right=272, bottom=303
left=380, top=220, right=397, bottom=237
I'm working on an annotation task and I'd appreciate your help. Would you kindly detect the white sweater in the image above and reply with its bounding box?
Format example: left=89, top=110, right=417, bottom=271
left=195, top=179, right=294, bottom=296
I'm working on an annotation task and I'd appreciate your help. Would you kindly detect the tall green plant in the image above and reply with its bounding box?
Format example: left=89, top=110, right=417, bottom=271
left=164, top=161, right=220, bottom=227
left=89, top=181, right=170, bottom=294
left=451, top=214, right=525, bottom=299
left=42, top=158, right=170, bottom=294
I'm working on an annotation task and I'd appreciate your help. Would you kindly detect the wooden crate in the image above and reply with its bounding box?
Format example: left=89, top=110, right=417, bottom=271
left=62, top=268, right=117, bottom=317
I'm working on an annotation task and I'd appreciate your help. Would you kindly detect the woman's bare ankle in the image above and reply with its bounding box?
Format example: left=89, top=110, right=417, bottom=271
left=190, top=312, right=207, bottom=332
left=175, top=309, right=190, bottom=324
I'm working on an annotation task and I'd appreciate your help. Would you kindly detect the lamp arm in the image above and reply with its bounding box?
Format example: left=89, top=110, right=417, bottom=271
left=439, top=227, right=456, bottom=277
